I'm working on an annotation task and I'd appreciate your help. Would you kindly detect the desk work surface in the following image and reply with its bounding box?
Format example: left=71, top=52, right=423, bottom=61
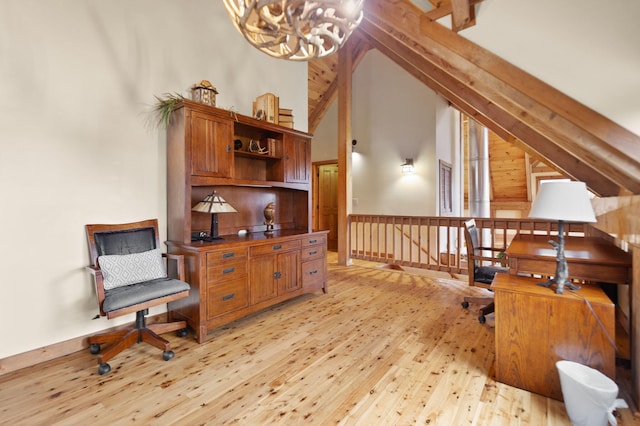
left=506, top=234, right=632, bottom=284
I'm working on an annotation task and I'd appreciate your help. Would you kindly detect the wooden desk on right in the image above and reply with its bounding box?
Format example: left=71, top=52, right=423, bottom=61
left=506, top=234, right=632, bottom=284
left=492, top=273, right=615, bottom=400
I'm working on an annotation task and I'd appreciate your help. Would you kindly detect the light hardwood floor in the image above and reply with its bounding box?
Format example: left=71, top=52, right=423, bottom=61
left=1, top=254, right=638, bottom=425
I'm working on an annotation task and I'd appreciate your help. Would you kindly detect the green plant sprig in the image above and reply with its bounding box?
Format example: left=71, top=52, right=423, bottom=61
left=153, top=92, right=185, bottom=128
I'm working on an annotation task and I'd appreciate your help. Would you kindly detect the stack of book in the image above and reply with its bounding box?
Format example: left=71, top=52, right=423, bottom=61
left=253, top=93, right=279, bottom=124
left=278, top=108, right=294, bottom=129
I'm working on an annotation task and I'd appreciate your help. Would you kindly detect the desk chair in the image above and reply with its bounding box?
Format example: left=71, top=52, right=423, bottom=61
left=85, top=219, right=190, bottom=375
left=461, top=219, right=508, bottom=323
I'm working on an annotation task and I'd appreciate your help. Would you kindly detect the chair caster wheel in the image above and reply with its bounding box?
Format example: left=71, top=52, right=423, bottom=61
left=478, top=315, right=486, bottom=324
left=89, top=344, right=101, bottom=354
left=177, top=328, right=188, bottom=338
left=98, top=363, right=111, bottom=375
left=163, top=350, right=175, bottom=361
left=461, top=301, right=469, bottom=309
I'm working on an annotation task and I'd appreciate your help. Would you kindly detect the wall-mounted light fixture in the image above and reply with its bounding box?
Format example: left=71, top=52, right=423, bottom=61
left=352, top=139, right=357, bottom=152
left=401, top=158, right=414, bottom=174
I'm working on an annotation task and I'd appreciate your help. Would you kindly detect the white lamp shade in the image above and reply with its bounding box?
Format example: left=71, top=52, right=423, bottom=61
left=529, top=181, right=596, bottom=222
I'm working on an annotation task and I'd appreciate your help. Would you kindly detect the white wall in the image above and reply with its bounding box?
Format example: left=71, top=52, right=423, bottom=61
left=312, top=50, right=452, bottom=216
left=0, top=0, right=307, bottom=359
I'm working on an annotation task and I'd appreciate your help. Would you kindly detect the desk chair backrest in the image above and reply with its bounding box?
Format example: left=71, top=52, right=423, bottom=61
left=87, top=219, right=159, bottom=267
left=463, top=219, right=508, bottom=289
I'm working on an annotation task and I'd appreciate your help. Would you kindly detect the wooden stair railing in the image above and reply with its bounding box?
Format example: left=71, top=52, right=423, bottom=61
left=349, top=215, right=590, bottom=275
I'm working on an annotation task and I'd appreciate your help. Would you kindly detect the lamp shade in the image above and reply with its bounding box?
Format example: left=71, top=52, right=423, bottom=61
left=529, top=181, right=596, bottom=223
left=192, top=192, right=237, bottom=214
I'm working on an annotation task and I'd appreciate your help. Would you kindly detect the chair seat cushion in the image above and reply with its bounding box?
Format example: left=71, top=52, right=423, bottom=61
left=102, top=278, right=190, bottom=313
left=475, top=265, right=509, bottom=285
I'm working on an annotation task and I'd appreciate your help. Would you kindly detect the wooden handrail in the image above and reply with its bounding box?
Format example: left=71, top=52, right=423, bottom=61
left=348, top=215, right=591, bottom=275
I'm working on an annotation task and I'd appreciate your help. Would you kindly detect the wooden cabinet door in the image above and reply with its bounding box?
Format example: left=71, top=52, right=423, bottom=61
left=190, top=111, right=233, bottom=177
left=277, top=250, right=300, bottom=294
left=284, top=135, right=310, bottom=183
left=249, top=255, right=278, bottom=304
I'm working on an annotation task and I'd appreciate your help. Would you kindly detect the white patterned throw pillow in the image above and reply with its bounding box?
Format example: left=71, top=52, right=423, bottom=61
left=98, top=248, right=167, bottom=290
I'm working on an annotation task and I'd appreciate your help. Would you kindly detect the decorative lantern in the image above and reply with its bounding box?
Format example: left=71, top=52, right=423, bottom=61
left=191, top=80, right=218, bottom=107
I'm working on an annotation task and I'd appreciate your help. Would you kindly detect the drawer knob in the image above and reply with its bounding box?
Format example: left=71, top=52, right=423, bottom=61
left=222, top=252, right=235, bottom=259
left=274, top=271, right=282, bottom=279
left=310, top=269, right=318, bottom=275
left=309, top=239, right=317, bottom=244
left=222, top=267, right=235, bottom=274
left=222, top=293, right=235, bottom=301
left=309, top=250, right=318, bottom=255
left=273, top=244, right=282, bottom=250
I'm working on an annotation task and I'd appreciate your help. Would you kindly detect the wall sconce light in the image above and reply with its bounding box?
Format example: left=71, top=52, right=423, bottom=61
left=352, top=139, right=357, bottom=152
left=401, top=158, right=414, bottom=174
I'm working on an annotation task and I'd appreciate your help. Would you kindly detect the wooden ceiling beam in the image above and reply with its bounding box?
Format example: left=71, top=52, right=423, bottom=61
left=418, top=19, right=640, bottom=193
left=424, top=0, right=482, bottom=31
left=362, top=0, right=640, bottom=196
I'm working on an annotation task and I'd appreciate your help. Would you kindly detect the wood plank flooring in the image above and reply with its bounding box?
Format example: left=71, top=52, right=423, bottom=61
left=1, top=254, right=638, bottom=425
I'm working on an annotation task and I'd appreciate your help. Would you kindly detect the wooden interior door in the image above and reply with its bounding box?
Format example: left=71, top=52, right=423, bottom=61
left=317, top=164, right=338, bottom=250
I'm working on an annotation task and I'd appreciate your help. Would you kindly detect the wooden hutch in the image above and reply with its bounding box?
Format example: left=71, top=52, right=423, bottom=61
left=165, top=100, right=328, bottom=343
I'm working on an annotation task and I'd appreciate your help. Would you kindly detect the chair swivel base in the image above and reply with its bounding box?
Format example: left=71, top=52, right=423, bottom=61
left=461, top=296, right=494, bottom=324
left=88, top=310, right=188, bottom=375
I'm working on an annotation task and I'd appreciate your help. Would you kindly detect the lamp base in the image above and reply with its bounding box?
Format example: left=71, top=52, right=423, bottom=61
left=538, top=278, right=581, bottom=295
left=536, top=221, right=580, bottom=294
left=201, top=235, right=225, bottom=242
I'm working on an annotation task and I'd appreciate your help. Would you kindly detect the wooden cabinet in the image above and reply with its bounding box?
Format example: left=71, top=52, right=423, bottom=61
left=165, top=100, right=326, bottom=343
left=284, top=134, right=311, bottom=183
left=249, top=239, right=301, bottom=304
left=205, top=247, right=248, bottom=318
left=167, top=231, right=327, bottom=343
left=167, top=100, right=313, bottom=244
left=300, top=234, right=327, bottom=291
left=492, top=273, right=615, bottom=400
left=190, top=110, right=233, bottom=178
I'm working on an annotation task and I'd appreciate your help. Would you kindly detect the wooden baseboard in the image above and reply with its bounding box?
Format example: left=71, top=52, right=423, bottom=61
left=0, top=313, right=168, bottom=376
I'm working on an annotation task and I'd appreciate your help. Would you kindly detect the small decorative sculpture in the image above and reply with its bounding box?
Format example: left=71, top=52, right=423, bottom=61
left=263, top=202, right=275, bottom=234
left=248, top=139, right=269, bottom=154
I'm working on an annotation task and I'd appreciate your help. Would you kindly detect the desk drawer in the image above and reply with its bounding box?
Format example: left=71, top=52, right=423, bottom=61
left=207, top=277, right=248, bottom=318
left=301, top=234, right=326, bottom=248
left=250, top=240, right=300, bottom=257
left=302, top=258, right=325, bottom=287
left=301, top=244, right=325, bottom=261
left=206, top=248, right=247, bottom=265
left=207, top=259, right=247, bottom=281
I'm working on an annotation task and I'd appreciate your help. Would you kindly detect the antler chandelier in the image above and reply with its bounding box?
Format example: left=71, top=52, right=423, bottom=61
left=223, top=0, right=365, bottom=61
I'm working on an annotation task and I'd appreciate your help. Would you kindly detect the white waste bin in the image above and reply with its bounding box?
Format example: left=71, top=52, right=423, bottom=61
left=556, top=360, right=627, bottom=426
